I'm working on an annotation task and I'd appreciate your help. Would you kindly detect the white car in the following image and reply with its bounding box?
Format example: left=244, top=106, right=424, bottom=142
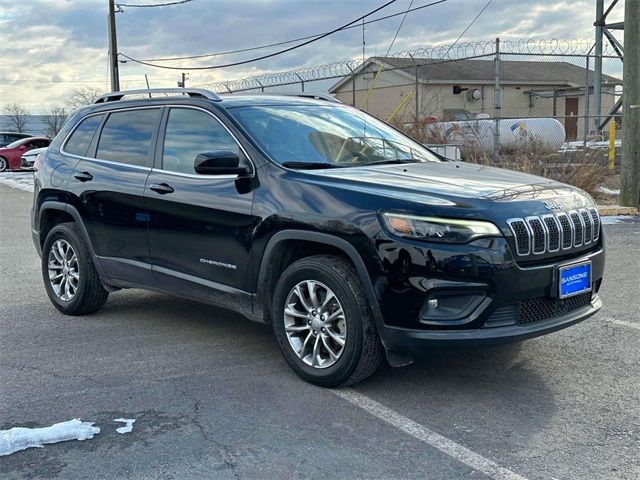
left=20, top=147, right=47, bottom=169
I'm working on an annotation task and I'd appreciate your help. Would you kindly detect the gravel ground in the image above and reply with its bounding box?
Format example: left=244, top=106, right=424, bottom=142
left=1, top=182, right=639, bottom=480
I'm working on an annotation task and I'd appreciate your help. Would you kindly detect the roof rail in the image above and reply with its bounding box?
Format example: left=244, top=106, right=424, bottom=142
left=93, top=88, right=222, bottom=104
left=277, top=92, right=342, bottom=103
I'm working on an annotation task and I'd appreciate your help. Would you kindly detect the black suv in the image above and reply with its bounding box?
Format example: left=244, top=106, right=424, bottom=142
left=32, top=88, right=604, bottom=386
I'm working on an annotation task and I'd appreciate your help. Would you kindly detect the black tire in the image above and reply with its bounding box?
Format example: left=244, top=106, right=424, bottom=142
left=42, top=222, right=108, bottom=315
left=0, top=156, right=8, bottom=172
left=272, top=254, right=384, bottom=387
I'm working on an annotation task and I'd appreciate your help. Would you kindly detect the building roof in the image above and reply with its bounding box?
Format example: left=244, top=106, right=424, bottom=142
left=330, top=57, right=622, bottom=92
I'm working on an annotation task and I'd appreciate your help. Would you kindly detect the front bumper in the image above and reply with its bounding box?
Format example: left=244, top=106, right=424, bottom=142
left=382, top=295, right=601, bottom=353
left=371, top=232, right=605, bottom=354
left=21, top=156, right=35, bottom=169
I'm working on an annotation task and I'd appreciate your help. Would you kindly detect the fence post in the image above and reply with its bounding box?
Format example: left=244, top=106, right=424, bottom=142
left=294, top=73, right=305, bottom=92
left=493, top=37, right=501, bottom=162
left=409, top=54, right=419, bottom=123
left=583, top=52, right=591, bottom=143
left=347, top=65, right=356, bottom=107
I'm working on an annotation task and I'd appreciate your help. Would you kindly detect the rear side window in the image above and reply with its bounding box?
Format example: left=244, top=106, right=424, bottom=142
left=96, top=109, right=160, bottom=167
left=64, top=115, right=103, bottom=157
left=162, top=108, right=239, bottom=174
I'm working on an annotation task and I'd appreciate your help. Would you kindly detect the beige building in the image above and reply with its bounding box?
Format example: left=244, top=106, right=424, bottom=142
left=330, top=57, right=621, bottom=140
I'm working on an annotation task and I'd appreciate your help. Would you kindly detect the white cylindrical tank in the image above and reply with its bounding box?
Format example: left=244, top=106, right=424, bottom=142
left=428, top=117, right=566, bottom=154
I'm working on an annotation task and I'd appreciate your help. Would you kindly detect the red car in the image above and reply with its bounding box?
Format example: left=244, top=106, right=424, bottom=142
left=0, top=137, right=50, bottom=172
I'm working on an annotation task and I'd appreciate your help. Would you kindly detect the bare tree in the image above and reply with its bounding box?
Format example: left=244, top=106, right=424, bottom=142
left=3, top=104, right=29, bottom=133
left=66, top=87, right=105, bottom=110
left=44, top=106, right=68, bottom=137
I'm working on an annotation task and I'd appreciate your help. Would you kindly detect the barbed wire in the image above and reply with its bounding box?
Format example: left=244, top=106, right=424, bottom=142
left=197, top=38, right=619, bottom=93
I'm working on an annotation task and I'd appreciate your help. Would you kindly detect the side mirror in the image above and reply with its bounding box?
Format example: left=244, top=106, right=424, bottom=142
left=194, top=150, right=251, bottom=176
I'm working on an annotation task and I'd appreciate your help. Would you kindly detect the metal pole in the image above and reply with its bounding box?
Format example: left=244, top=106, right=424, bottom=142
left=593, top=0, right=604, bottom=133
left=108, top=0, right=120, bottom=92
left=584, top=51, right=592, bottom=142
left=347, top=65, right=356, bottom=107
left=493, top=37, right=501, bottom=162
left=620, top=0, right=640, bottom=208
left=409, top=54, right=418, bottom=123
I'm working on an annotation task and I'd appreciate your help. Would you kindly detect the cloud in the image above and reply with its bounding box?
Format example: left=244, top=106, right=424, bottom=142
left=0, top=0, right=625, bottom=113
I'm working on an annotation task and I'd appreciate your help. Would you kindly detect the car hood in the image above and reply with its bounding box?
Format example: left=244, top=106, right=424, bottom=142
left=306, top=161, right=577, bottom=202
left=22, top=147, right=47, bottom=157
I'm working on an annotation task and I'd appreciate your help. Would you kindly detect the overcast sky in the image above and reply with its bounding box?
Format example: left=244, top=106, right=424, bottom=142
left=0, top=0, right=625, bottom=113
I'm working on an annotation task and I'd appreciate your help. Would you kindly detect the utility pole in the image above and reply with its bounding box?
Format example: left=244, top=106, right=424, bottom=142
left=620, top=0, right=640, bottom=208
left=178, top=72, right=188, bottom=88
left=493, top=37, right=501, bottom=162
left=108, top=0, right=120, bottom=92
left=593, top=0, right=604, bottom=132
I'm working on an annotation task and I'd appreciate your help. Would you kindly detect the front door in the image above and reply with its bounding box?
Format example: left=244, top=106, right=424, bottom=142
left=144, top=106, right=257, bottom=306
left=565, top=97, right=579, bottom=140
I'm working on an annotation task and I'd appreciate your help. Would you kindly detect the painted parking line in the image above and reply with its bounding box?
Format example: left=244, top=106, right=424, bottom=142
left=604, top=318, right=640, bottom=331
left=333, top=388, right=528, bottom=480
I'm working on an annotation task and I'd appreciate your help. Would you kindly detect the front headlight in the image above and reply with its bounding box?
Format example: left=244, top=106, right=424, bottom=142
left=382, top=212, right=502, bottom=244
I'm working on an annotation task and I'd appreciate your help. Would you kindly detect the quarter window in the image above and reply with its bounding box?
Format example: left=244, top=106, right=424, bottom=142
left=162, top=108, right=240, bottom=174
left=96, top=109, right=160, bottom=167
left=64, top=115, right=103, bottom=157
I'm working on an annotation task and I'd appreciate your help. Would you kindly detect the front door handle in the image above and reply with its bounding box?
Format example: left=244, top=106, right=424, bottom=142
left=74, top=171, right=93, bottom=182
left=149, top=183, right=175, bottom=194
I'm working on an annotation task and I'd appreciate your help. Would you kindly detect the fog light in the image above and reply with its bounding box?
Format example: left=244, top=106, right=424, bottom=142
left=419, top=291, right=487, bottom=324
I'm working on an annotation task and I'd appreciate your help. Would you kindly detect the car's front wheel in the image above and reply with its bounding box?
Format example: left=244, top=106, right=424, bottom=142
left=0, top=157, right=8, bottom=172
left=42, top=223, right=108, bottom=315
left=272, top=254, right=384, bottom=387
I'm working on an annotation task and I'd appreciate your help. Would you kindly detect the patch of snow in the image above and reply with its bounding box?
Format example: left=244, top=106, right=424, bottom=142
left=601, top=215, right=632, bottom=225
left=0, top=172, right=35, bottom=192
left=559, top=139, right=621, bottom=152
left=113, top=418, right=135, bottom=434
left=0, top=419, right=100, bottom=457
left=597, top=186, right=620, bottom=195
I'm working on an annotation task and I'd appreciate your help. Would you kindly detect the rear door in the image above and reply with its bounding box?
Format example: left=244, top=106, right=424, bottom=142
left=66, top=107, right=162, bottom=285
left=144, top=106, right=256, bottom=304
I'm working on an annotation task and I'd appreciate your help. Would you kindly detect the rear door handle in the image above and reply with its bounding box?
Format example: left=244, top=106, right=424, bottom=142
left=73, top=171, right=93, bottom=182
left=149, top=183, right=175, bottom=194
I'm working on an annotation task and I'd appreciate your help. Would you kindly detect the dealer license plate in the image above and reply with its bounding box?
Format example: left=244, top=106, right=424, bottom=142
left=559, top=261, right=592, bottom=299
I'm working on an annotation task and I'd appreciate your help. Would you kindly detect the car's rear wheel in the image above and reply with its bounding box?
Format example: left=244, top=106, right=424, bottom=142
left=0, top=157, right=8, bottom=172
left=272, top=254, right=384, bottom=387
left=42, top=222, right=108, bottom=315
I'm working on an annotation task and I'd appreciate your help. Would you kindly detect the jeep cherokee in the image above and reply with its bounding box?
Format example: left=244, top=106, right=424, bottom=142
left=32, top=88, right=604, bottom=386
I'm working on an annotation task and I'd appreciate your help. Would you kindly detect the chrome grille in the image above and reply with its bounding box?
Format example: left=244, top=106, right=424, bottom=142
left=507, top=208, right=601, bottom=257
left=570, top=211, right=583, bottom=247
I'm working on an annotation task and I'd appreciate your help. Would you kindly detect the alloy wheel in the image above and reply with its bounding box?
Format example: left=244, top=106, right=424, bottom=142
left=47, top=239, right=80, bottom=301
left=0, top=158, right=7, bottom=172
left=283, top=280, right=347, bottom=368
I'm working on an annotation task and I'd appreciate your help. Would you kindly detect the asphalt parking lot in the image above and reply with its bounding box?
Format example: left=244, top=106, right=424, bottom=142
left=1, top=179, right=639, bottom=480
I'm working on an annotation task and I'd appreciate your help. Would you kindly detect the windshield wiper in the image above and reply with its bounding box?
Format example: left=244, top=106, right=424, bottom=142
left=355, top=158, right=421, bottom=167
left=282, top=161, right=343, bottom=169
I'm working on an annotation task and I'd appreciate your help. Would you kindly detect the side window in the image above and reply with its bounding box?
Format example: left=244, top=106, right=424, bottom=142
left=96, top=109, right=160, bottom=167
left=162, top=108, right=240, bottom=174
left=64, top=115, right=103, bottom=157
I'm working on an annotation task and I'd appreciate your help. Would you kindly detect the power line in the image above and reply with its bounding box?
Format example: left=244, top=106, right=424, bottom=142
left=118, top=0, right=399, bottom=70
left=132, top=0, right=447, bottom=62
left=443, top=0, right=492, bottom=56
left=117, top=0, right=193, bottom=7
left=384, top=0, right=414, bottom=57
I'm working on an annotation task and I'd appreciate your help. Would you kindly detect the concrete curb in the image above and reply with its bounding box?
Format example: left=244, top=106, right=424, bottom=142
left=597, top=205, right=639, bottom=216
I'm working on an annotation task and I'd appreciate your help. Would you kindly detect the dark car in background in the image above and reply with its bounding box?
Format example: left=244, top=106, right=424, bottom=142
left=0, top=137, right=50, bottom=171
left=0, top=132, right=33, bottom=148
left=31, top=88, right=604, bottom=386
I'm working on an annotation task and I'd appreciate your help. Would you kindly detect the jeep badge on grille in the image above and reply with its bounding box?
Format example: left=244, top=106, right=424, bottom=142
left=544, top=201, right=564, bottom=211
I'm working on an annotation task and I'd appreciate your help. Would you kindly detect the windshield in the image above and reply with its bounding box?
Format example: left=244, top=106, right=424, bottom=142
left=229, top=104, right=440, bottom=167
left=5, top=138, right=28, bottom=148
